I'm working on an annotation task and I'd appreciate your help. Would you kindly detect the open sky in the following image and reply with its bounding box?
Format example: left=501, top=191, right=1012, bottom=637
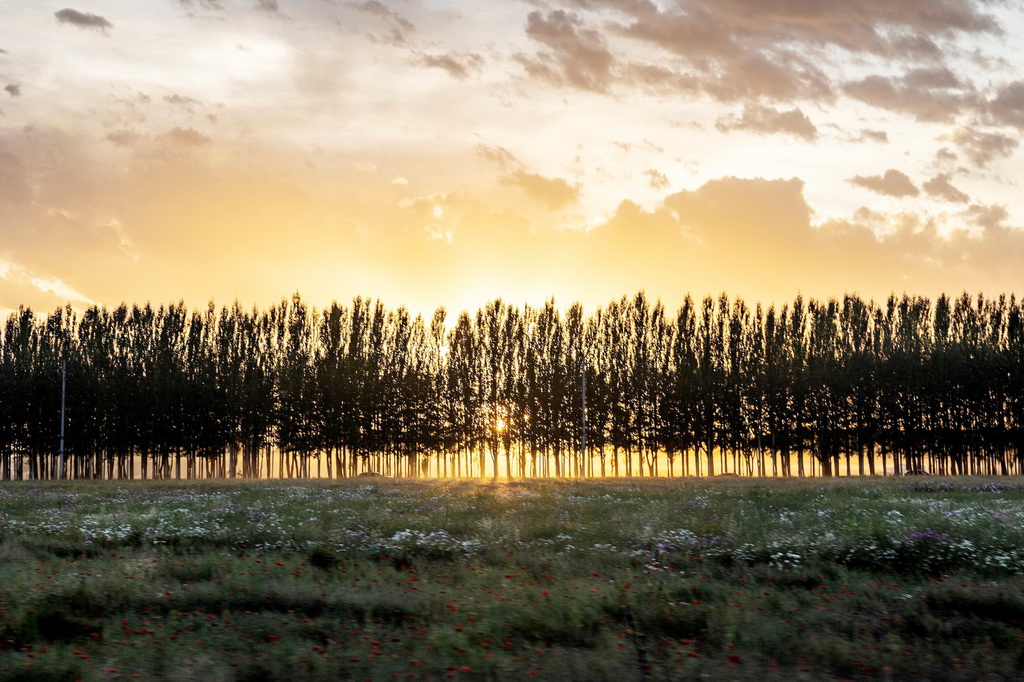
left=2, top=0, right=1024, bottom=317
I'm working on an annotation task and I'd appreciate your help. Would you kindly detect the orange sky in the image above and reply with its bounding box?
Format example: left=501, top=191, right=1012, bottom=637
left=2, top=1, right=1024, bottom=318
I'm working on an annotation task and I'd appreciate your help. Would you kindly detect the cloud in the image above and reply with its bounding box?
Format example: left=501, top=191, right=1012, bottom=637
left=889, top=33, right=943, bottom=61
left=609, top=175, right=1024, bottom=302
left=663, top=176, right=811, bottom=240
left=619, top=0, right=998, bottom=56
left=500, top=171, right=580, bottom=210
left=703, top=50, right=832, bottom=103
left=54, top=8, right=113, bottom=31
left=644, top=169, right=669, bottom=190
left=475, top=146, right=579, bottom=210
left=610, top=11, right=832, bottom=101
left=902, top=67, right=967, bottom=90
left=964, top=203, right=1008, bottom=231
left=419, top=53, right=482, bottom=80
left=165, top=127, right=211, bottom=146
left=2, top=118, right=1023, bottom=321
left=164, top=94, right=201, bottom=111
left=352, top=0, right=411, bottom=27
left=849, top=169, right=919, bottom=197
left=511, top=0, right=998, bottom=104
left=923, top=173, right=969, bottom=203
left=988, top=80, right=1024, bottom=129
left=255, top=0, right=278, bottom=12
left=858, top=129, right=889, bottom=143
left=947, top=127, right=1018, bottom=168
left=352, top=1, right=415, bottom=44
left=0, top=259, right=96, bottom=310
left=4, top=84, right=18, bottom=97
left=476, top=145, right=521, bottom=173
left=715, top=103, right=817, bottom=141
left=175, top=0, right=224, bottom=10
left=106, top=130, right=141, bottom=147
left=933, top=147, right=958, bottom=165
left=522, top=10, right=615, bottom=92
left=843, top=69, right=973, bottom=122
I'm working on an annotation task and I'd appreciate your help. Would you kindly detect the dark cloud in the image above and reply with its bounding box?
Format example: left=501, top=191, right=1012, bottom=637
left=255, top=0, right=278, bottom=11
left=902, top=67, right=966, bottom=90
left=988, top=80, right=1024, bottom=129
left=715, top=103, right=817, bottom=140
left=54, top=8, right=113, bottom=31
left=612, top=10, right=831, bottom=101
left=514, top=0, right=998, bottom=104
left=849, top=169, right=919, bottom=197
left=166, top=127, right=211, bottom=146
left=419, top=53, right=482, bottom=80
left=522, top=10, right=615, bottom=92
left=621, top=62, right=702, bottom=95
left=843, top=70, right=973, bottom=122
left=706, top=50, right=831, bottom=103
left=500, top=171, right=580, bottom=210
left=4, top=84, right=19, bottom=97
left=889, top=33, right=942, bottom=61
left=923, top=173, right=969, bottom=203
left=948, top=127, right=1018, bottom=168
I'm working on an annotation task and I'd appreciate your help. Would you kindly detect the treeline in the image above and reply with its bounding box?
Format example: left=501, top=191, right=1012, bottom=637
left=0, top=292, right=1021, bottom=480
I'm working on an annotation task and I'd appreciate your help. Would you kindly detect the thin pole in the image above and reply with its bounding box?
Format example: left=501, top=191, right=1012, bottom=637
left=580, top=365, right=586, bottom=472
left=59, top=361, right=66, bottom=480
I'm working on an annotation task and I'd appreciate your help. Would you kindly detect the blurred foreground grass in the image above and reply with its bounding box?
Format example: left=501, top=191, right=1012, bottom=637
left=1, top=476, right=1024, bottom=680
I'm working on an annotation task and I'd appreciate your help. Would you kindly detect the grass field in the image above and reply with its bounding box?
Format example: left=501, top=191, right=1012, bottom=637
left=2, top=477, right=1024, bottom=680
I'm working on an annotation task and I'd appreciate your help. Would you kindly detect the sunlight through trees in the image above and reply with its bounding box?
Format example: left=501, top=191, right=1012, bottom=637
left=0, top=292, right=1021, bottom=480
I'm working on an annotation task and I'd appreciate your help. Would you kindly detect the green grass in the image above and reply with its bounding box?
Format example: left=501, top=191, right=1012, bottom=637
left=1, top=477, right=1024, bottom=680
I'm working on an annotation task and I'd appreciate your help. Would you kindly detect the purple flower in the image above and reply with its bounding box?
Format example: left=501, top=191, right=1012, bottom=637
left=905, top=528, right=951, bottom=543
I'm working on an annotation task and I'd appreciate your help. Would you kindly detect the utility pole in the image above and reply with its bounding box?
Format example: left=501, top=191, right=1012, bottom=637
left=59, top=361, right=66, bottom=480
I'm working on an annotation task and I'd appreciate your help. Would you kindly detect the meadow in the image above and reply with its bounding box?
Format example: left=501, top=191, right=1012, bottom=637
left=1, top=477, right=1024, bottom=680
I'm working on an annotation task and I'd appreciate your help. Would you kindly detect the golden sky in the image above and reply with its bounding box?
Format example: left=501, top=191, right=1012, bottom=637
left=2, top=0, right=1024, bottom=317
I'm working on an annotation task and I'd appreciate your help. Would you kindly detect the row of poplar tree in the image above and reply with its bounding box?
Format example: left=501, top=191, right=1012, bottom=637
left=0, top=291, right=1021, bottom=480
